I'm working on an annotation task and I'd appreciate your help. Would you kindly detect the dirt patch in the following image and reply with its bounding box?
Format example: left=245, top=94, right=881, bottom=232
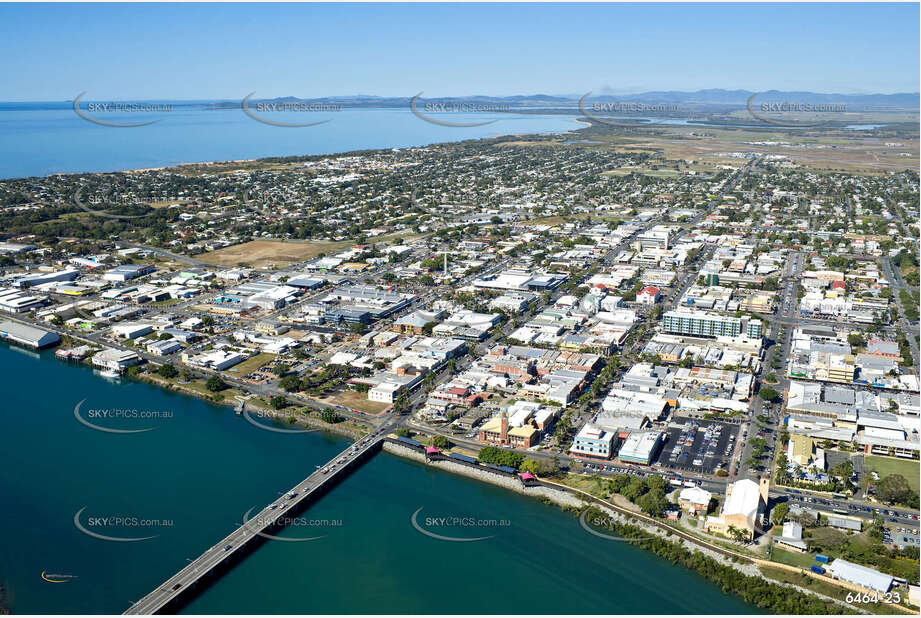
left=197, top=239, right=352, bottom=268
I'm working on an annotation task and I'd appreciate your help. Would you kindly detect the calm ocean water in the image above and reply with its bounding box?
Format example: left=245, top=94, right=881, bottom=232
left=0, top=345, right=756, bottom=614
left=0, top=103, right=582, bottom=179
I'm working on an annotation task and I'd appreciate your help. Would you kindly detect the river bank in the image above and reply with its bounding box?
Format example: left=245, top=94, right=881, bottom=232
left=139, top=372, right=367, bottom=441
left=381, top=441, right=879, bottom=615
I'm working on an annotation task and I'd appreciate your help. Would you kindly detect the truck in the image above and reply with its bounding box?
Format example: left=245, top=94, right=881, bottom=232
left=810, top=565, right=826, bottom=575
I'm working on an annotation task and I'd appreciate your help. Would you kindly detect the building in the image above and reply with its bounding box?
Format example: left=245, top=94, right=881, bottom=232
left=662, top=310, right=762, bottom=339
left=367, top=374, right=420, bottom=404
left=471, top=269, right=567, bottom=292
left=827, top=559, right=893, bottom=593
left=489, top=291, right=537, bottom=313
left=433, top=311, right=501, bottom=341
left=636, top=286, right=661, bottom=305
left=103, top=264, right=155, bottom=282
left=678, top=486, right=713, bottom=515
left=0, top=288, right=47, bottom=313
left=92, top=348, right=140, bottom=373
left=569, top=424, right=617, bottom=460
left=112, top=322, right=154, bottom=340
left=0, top=320, right=60, bottom=349
left=183, top=350, right=246, bottom=371
left=617, top=431, right=663, bottom=465
left=477, top=411, right=539, bottom=448
left=705, top=477, right=768, bottom=541
left=147, top=339, right=182, bottom=356
left=13, top=268, right=79, bottom=288
left=774, top=521, right=807, bottom=552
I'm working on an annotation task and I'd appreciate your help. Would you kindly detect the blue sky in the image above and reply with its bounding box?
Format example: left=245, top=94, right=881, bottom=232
left=1, top=2, right=917, bottom=101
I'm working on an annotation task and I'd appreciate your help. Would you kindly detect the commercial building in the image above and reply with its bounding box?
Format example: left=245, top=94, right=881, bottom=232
left=112, top=322, right=154, bottom=340
left=319, top=285, right=411, bottom=323
left=13, top=268, right=79, bottom=288
left=662, top=310, right=762, bottom=339
left=617, top=431, right=663, bottom=465
left=827, top=559, right=893, bottom=593
left=103, top=264, right=155, bottom=282
left=91, top=348, right=139, bottom=372
left=368, top=374, right=420, bottom=404
left=569, top=423, right=616, bottom=460
left=183, top=350, right=247, bottom=371
left=472, top=269, right=567, bottom=292
left=147, top=339, right=182, bottom=356
left=0, top=320, right=60, bottom=349
left=0, top=288, right=47, bottom=313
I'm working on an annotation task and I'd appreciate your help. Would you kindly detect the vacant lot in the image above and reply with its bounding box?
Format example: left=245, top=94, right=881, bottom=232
left=864, top=456, right=920, bottom=493
left=197, top=239, right=351, bottom=268
left=223, top=353, right=276, bottom=376
left=322, top=389, right=390, bottom=415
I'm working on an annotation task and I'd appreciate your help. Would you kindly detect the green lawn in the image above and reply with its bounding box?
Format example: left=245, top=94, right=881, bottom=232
left=864, top=456, right=920, bottom=493
left=771, top=547, right=818, bottom=569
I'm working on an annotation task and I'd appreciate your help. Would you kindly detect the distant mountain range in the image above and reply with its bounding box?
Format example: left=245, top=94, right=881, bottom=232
left=3, top=89, right=916, bottom=111
left=212, top=89, right=919, bottom=111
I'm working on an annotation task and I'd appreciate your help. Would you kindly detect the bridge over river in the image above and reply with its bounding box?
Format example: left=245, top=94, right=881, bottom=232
left=124, top=425, right=396, bottom=615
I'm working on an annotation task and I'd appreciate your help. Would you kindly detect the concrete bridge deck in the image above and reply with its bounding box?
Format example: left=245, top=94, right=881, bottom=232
left=124, top=428, right=390, bottom=614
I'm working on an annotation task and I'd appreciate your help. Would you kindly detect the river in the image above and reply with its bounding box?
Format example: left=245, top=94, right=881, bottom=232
left=0, top=344, right=756, bottom=614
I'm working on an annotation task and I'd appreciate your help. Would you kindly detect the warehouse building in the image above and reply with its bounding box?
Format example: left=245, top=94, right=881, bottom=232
left=828, top=559, right=893, bottom=593
left=103, top=264, right=155, bottom=282
left=0, top=320, right=61, bottom=349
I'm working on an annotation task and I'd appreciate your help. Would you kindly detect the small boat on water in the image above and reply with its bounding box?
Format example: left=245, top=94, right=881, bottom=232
left=97, top=368, right=120, bottom=379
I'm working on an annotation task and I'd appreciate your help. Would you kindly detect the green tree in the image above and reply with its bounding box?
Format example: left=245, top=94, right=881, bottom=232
left=158, top=363, right=178, bottom=379
left=270, top=396, right=289, bottom=410
left=875, top=474, right=917, bottom=506
left=477, top=446, right=524, bottom=469
left=279, top=374, right=301, bottom=392
left=205, top=375, right=226, bottom=392
left=772, top=503, right=789, bottom=525
left=758, top=386, right=780, bottom=402
left=319, top=409, right=343, bottom=423
left=431, top=435, right=450, bottom=449
left=272, top=363, right=290, bottom=376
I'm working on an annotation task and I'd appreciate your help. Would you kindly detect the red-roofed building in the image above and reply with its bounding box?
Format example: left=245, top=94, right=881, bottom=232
left=637, top=285, right=661, bottom=305
left=831, top=280, right=846, bottom=291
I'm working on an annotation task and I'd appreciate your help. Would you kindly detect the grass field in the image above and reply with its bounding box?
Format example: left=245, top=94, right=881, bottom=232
left=197, top=239, right=352, bottom=268
left=864, top=456, right=920, bottom=493
left=223, top=352, right=276, bottom=375
left=771, top=547, right=818, bottom=569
